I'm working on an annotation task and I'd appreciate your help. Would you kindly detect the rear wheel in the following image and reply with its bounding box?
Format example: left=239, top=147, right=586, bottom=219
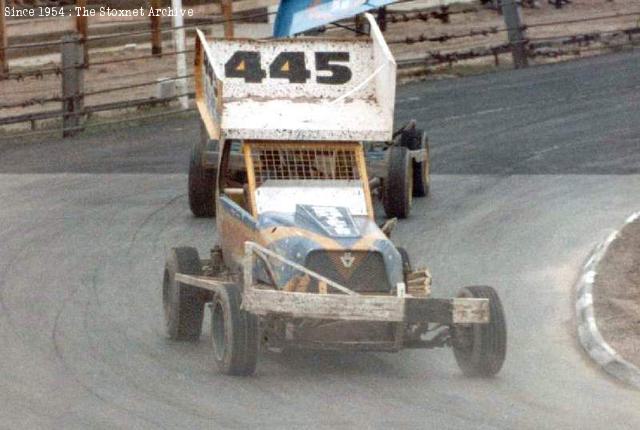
left=413, top=131, right=430, bottom=197
left=383, top=146, right=413, bottom=219
left=188, top=121, right=217, bottom=218
left=400, top=127, right=430, bottom=198
left=211, top=284, right=259, bottom=376
left=452, top=285, right=506, bottom=377
left=163, top=247, right=206, bottom=341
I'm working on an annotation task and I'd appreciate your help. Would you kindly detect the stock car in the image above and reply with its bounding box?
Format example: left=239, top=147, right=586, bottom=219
left=163, top=15, right=506, bottom=376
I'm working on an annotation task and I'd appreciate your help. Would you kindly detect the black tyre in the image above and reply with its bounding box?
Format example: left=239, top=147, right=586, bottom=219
left=188, top=121, right=217, bottom=218
left=452, top=286, right=507, bottom=377
left=413, top=132, right=430, bottom=197
left=400, top=127, right=430, bottom=198
left=382, top=146, right=413, bottom=219
left=163, top=247, right=206, bottom=341
left=211, top=284, right=259, bottom=376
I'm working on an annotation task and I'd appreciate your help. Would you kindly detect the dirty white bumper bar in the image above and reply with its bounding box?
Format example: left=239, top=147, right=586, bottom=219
left=242, top=241, right=488, bottom=324
left=242, top=288, right=489, bottom=324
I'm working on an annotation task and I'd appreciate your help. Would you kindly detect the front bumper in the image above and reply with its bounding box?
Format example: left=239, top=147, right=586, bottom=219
left=242, top=288, right=489, bottom=324
left=242, top=241, right=489, bottom=325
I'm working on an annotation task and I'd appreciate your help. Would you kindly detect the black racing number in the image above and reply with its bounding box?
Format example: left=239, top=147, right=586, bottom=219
left=269, top=52, right=311, bottom=83
left=315, top=52, right=352, bottom=85
left=224, top=50, right=352, bottom=85
left=224, top=51, right=266, bottom=83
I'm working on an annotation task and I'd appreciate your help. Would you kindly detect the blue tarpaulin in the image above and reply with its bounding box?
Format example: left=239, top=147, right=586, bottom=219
left=273, top=0, right=395, bottom=37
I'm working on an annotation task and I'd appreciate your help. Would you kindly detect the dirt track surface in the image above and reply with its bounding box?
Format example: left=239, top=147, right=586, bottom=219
left=594, top=219, right=640, bottom=368
left=0, top=50, right=639, bottom=428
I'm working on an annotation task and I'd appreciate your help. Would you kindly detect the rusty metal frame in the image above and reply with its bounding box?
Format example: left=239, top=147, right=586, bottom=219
left=243, top=142, right=259, bottom=216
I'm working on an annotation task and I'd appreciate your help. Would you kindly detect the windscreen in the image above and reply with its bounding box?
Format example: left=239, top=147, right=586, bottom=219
left=254, top=180, right=368, bottom=216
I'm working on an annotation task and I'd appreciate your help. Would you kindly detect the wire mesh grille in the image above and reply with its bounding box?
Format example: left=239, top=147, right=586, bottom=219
left=248, top=143, right=361, bottom=185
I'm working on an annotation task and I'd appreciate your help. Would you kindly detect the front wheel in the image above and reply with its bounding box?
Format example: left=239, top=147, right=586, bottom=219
left=451, top=285, right=506, bottom=377
left=211, top=284, right=259, bottom=376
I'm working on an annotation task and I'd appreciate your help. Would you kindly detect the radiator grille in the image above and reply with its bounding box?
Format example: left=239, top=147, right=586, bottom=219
left=305, top=250, right=390, bottom=293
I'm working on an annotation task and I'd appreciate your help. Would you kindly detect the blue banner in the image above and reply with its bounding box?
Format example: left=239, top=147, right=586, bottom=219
left=273, top=0, right=394, bottom=37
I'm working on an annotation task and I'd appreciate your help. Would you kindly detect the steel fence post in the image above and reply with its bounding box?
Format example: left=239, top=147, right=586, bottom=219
left=62, top=34, right=85, bottom=137
left=501, top=0, right=529, bottom=68
left=75, top=0, right=89, bottom=67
